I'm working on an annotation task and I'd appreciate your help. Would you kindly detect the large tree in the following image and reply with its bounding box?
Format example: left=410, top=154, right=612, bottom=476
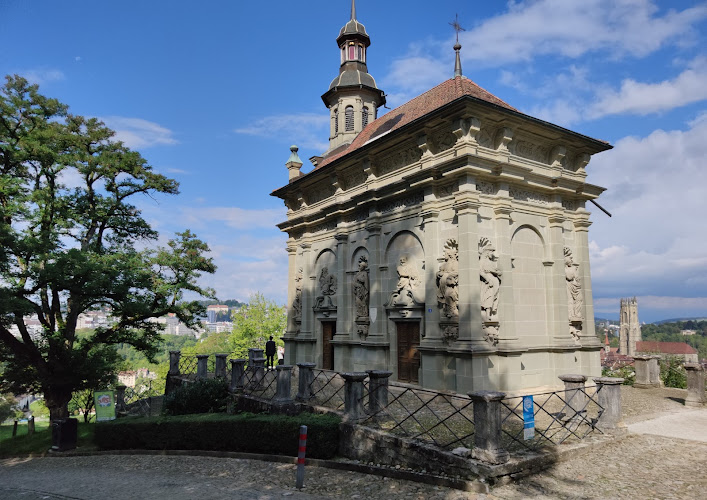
left=0, top=75, right=215, bottom=420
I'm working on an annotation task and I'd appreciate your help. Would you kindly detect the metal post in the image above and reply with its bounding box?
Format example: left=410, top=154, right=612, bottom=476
left=296, top=362, right=316, bottom=401
left=296, top=425, right=308, bottom=489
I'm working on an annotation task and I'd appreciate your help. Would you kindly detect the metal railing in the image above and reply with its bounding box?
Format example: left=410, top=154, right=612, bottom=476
left=308, top=369, right=346, bottom=410
left=360, top=382, right=475, bottom=450
left=241, top=367, right=278, bottom=400
left=499, top=385, right=604, bottom=451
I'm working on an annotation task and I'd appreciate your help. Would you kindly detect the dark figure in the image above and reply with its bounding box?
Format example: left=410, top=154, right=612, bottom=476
left=265, top=336, right=277, bottom=370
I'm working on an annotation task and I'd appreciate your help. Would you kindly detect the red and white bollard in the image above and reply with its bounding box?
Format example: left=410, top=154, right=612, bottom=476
left=296, top=425, right=307, bottom=489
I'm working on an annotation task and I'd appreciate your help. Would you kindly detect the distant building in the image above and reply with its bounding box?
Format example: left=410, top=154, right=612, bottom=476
left=636, top=341, right=698, bottom=364
left=207, top=305, right=230, bottom=323
left=117, top=368, right=156, bottom=388
left=619, top=297, right=641, bottom=356
left=681, top=329, right=697, bottom=336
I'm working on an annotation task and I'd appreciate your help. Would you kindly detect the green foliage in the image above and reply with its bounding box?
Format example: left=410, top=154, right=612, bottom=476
left=162, top=378, right=230, bottom=416
left=0, top=75, right=215, bottom=419
left=94, top=412, right=340, bottom=459
left=29, top=399, right=50, bottom=418
left=0, top=393, right=21, bottom=422
left=659, top=356, right=687, bottom=389
left=601, top=365, right=635, bottom=385
left=228, top=293, right=286, bottom=359
left=642, top=320, right=707, bottom=360
left=0, top=420, right=94, bottom=457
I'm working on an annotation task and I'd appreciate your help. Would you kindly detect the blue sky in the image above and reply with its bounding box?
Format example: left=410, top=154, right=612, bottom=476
left=1, top=0, right=706, bottom=323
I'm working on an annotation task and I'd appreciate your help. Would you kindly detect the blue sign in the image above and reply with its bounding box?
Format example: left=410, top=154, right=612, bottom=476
left=522, top=395, right=535, bottom=440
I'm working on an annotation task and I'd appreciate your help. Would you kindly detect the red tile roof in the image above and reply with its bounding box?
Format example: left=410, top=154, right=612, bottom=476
left=315, top=76, right=517, bottom=169
left=636, top=341, right=698, bottom=355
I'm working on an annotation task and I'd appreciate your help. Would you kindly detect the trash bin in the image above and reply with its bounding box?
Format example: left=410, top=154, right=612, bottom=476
left=51, top=418, right=78, bottom=451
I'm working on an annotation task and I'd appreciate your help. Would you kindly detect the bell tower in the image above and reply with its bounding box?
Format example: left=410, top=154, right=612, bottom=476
left=321, top=0, right=386, bottom=154
left=619, top=297, right=641, bottom=356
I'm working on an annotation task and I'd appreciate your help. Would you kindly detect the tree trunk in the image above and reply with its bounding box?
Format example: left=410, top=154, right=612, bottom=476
left=44, top=387, right=72, bottom=423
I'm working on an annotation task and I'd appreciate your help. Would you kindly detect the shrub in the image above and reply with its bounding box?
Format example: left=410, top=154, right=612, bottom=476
left=660, top=356, right=687, bottom=389
left=94, top=412, right=340, bottom=459
left=162, top=378, right=229, bottom=416
left=602, top=365, right=635, bottom=385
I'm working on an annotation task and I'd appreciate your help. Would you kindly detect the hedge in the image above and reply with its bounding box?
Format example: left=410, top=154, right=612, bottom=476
left=94, top=412, right=340, bottom=459
left=162, top=378, right=230, bottom=416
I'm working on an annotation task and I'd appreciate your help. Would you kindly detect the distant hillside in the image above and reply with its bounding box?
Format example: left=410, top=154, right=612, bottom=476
left=196, top=299, right=246, bottom=308
left=653, top=317, right=707, bottom=325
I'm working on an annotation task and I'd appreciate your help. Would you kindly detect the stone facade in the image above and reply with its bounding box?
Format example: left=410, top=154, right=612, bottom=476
left=271, top=5, right=610, bottom=393
left=619, top=297, right=641, bottom=356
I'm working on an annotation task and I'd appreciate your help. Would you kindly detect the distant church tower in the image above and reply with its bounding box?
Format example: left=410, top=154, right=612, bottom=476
left=619, top=297, right=641, bottom=356
left=321, top=0, right=386, bottom=154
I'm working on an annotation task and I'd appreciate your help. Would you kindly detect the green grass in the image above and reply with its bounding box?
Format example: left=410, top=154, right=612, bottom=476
left=0, top=420, right=96, bottom=457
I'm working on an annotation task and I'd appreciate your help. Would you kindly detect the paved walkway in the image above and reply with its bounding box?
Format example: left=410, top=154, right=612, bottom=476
left=1, top=387, right=705, bottom=499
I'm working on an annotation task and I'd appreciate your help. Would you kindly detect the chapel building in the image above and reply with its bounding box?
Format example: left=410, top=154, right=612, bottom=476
left=271, top=1, right=612, bottom=393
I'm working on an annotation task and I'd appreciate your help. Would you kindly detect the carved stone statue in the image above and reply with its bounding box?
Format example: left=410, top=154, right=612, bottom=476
left=353, top=256, right=370, bottom=320
left=389, top=256, right=421, bottom=307
left=437, top=239, right=459, bottom=319
left=565, top=247, right=584, bottom=323
left=314, top=266, right=337, bottom=310
left=479, top=237, right=502, bottom=323
left=292, top=267, right=303, bottom=321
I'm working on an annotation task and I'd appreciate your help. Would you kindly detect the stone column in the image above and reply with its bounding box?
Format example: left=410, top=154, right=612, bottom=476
left=469, top=391, right=509, bottom=464
left=230, top=359, right=246, bottom=393
left=492, top=192, right=518, bottom=348
left=573, top=214, right=599, bottom=345
left=168, top=351, right=181, bottom=376
left=366, top=224, right=384, bottom=338
left=296, top=362, right=316, bottom=401
left=214, top=353, right=228, bottom=379
left=342, top=372, right=367, bottom=421
left=593, top=377, right=625, bottom=430
left=286, top=241, right=299, bottom=334
left=250, top=357, right=266, bottom=389
left=633, top=355, right=660, bottom=388
left=335, top=233, right=349, bottom=342
left=196, top=355, right=210, bottom=380
left=248, top=348, right=264, bottom=366
left=649, top=355, right=662, bottom=386
left=273, top=365, right=294, bottom=404
left=421, top=205, right=442, bottom=343
left=366, top=370, right=393, bottom=415
left=548, top=212, right=573, bottom=345
left=454, top=183, right=483, bottom=347
left=684, top=363, right=706, bottom=407
left=115, top=385, right=127, bottom=414
left=299, top=243, right=314, bottom=340
left=558, top=374, right=588, bottom=418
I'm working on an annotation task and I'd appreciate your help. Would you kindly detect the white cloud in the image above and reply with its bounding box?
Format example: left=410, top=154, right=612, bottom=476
left=588, top=57, right=707, bottom=118
left=179, top=206, right=286, bottom=231
left=99, top=116, right=178, bottom=149
left=461, top=0, right=707, bottom=66
left=382, top=55, right=449, bottom=106
left=588, top=114, right=707, bottom=309
left=20, top=69, right=65, bottom=85
left=234, top=113, right=329, bottom=151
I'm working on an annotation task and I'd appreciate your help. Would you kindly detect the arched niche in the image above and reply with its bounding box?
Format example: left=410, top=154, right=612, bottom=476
left=510, top=225, right=548, bottom=342
left=384, top=230, right=425, bottom=306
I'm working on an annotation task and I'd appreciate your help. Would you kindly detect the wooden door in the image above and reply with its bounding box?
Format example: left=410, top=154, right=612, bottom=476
left=322, top=321, right=336, bottom=370
left=397, top=322, right=420, bottom=383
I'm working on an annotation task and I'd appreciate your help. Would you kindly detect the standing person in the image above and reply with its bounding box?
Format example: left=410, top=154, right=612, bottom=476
left=265, top=336, right=276, bottom=370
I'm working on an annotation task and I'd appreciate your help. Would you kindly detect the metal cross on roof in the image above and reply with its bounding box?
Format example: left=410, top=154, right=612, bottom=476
left=449, top=14, right=465, bottom=44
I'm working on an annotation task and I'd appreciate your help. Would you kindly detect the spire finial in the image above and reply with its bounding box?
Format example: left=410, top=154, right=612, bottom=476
left=351, top=0, right=357, bottom=20
left=449, top=14, right=465, bottom=78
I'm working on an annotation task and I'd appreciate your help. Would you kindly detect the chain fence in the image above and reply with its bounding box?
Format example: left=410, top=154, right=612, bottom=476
left=360, top=382, right=476, bottom=451
left=499, top=385, right=604, bottom=452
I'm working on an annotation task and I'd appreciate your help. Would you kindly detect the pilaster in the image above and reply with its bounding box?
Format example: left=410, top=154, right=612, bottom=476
left=421, top=203, right=442, bottom=344
left=548, top=211, right=574, bottom=345
left=366, top=223, right=384, bottom=338
left=299, top=242, right=314, bottom=340
left=335, top=233, right=350, bottom=339
left=574, top=211, right=599, bottom=345
left=493, top=185, right=518, bottom=349
left=286, top=240, right=298, bottom=334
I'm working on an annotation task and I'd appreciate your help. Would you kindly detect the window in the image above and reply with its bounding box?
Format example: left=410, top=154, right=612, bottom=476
left=345, top=106, right=354, bottom=132
left=362, top=106, right=369, bottom=128
left=348, top=45, right=355, bottom=60
left=334, top=109, right=339, bottom=134
left=358, top=45, right=363, bottom=61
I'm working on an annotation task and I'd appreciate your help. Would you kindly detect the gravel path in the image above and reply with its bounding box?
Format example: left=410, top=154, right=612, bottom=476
left=1, top=386, right=703, bottom=500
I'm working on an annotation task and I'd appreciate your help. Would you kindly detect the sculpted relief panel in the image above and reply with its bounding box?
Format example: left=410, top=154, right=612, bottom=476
left=380, top=191, right=424, bottom=213
left=514, top=140, right=550, bottom=164
left=377, top=143, right=423, bottom=176
left=565, top=247, right=584, bottom=342
left=437, top=239, right=459, bottom=320
left=479, top=237, right=502, bottom=346
left=509, top=186, right=550, bottom=206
